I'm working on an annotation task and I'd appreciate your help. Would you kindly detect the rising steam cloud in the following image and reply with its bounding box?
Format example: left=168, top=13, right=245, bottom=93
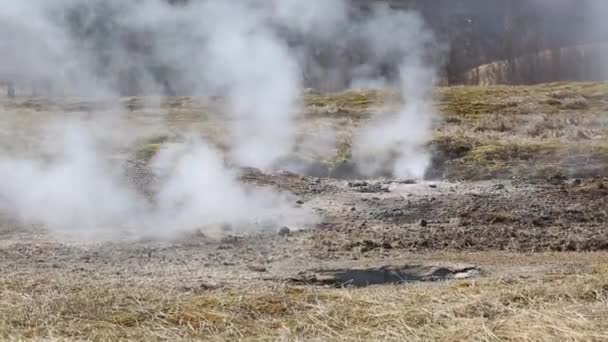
left=350, top=5, right=437, bottom=179
left=0, top=0, right=438, bottom=239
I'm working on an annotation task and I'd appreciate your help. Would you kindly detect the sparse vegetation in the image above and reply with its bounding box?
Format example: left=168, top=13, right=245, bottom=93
left=1, top=253, right=607, bottom=340
left=13, top=82, right=602, bottom=177
left=299, top=83, right=608, bottom=179
left=2, top=82, right=608, bottom=341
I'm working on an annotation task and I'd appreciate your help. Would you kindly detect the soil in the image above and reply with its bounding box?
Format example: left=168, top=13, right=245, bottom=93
left=1, top=164, right=606, bottom=288
left=1, top=84, right=607, bottom=291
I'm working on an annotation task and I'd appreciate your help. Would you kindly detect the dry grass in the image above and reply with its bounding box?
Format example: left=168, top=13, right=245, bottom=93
left=5, top=82, right=608, bottom=179
left=437, top=82, right=608, bottom=116
left=293, top=83, right=608, bottom=177
left=430, top=83, right=608, bottom=179
left=303, top=82, right=608, bottom=118
left=1, top=254, right=608, bottom=341
left=2, top=83, right=608, bottom=340
left=437, top=139, right=608, bottom=180
left=304, top=89, right=399, bottom=118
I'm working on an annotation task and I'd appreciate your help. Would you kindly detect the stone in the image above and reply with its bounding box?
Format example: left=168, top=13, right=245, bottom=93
left=247, top=264, right=267, bottom=273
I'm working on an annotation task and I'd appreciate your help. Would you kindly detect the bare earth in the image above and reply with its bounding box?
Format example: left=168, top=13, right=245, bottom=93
left=1, top=83, right=608, bottom=341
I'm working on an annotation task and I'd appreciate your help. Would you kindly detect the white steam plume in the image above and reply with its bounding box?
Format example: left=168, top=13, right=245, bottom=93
left=201, top=2, right=302, bottom=169
left=0, top=2, right=113, bottom=98
left=0, top=0, right=316, bottom=239
left=351, top=6, right=437, bottom=179
left=127, top=1, right=304, bottom=168
left=0, top=0, right=441, bottom=240
left=272, top=1, right=439, bottom=179
left=0, top=122, right=148, bottom=240
left=152, top=140, right=312, bottom=238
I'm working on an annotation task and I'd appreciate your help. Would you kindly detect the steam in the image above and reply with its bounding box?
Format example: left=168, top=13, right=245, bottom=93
left=273, top=1, right=439, bottom=179
left=126, top=1, right=305, bottom=168
left=350, top=6, right=437, bottom=179
left=152, top=140, right=311, bottom=238
left=202, top=2, right=301, bottom=169
left=0, top=0, right=439, bottom=240
left=0, top=122, right=147, bottom=240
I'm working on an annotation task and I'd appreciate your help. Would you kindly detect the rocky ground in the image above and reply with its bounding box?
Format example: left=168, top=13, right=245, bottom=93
left=0, top=83, right=607, bottom=340
left=2, top=168, right=606, bottom=282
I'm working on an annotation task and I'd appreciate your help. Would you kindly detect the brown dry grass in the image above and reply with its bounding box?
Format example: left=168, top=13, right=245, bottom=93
left=292, top=82, right=608, bottom=177
left=2, top=253, right=608, bottom=341
left=2, top=83, right=608, bottom=340
left=5, top=82, right=608, bottom=178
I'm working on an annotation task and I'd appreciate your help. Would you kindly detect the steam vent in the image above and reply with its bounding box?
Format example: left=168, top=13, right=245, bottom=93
left=0, top=0, right=607, bottom=340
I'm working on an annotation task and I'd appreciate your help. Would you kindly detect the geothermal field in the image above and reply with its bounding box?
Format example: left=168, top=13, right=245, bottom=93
left=1, top=1, right=608, bottom=341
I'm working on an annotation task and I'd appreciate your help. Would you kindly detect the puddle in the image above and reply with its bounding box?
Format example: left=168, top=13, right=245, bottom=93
left=291, top=264, right=480, bottom=287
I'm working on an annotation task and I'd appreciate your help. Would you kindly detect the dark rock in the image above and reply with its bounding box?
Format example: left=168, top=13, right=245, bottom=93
left=565, top=178, right=582, bottom=186
left=562, top=98, right=589, bottom=110
left=577, top=130, right=592, bottom=140
left=302, top=162, right=330, bottom=178
left=420, top=219, right=428, bottom=227
left=278, top=226, right=291, bottom=237
left=247, top=264, right=267, bottom=273
left=330, top=161, right=363, bottom=180
left=350, top=182, right=389, bottom=193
